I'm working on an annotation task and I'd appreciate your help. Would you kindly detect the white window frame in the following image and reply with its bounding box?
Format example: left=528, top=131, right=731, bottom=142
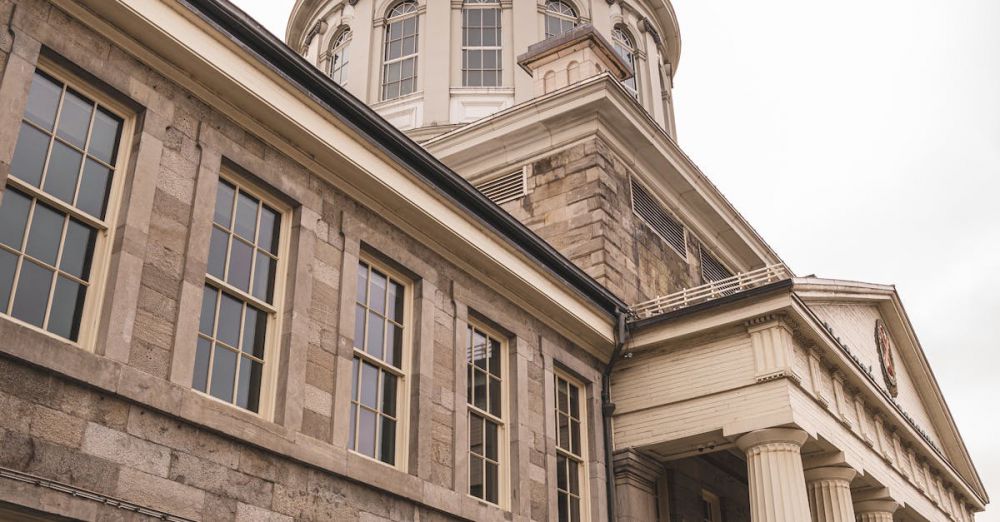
left=701, top=489, right=722, bottom=522
left=0, top=57, right=133, bottom=351
left=554, top=370, right=590, bottom=522
left=544, top=1, right=578, bottom=39
left=328, top=27, right=352, bottom=87
left=380, top=1, right=420, bottom=101
left=612, top=25, right=640, bottom=100
left=465, top=320, right=509, bottom=507
left=348, top=255, right=413, bottom=470
left=192, top=170, right=291, bottom=420
left=461, top=0, right=503, bottom=88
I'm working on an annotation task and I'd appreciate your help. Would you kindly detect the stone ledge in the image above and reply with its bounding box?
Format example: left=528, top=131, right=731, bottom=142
left=0, top=317, right=516, bottom=521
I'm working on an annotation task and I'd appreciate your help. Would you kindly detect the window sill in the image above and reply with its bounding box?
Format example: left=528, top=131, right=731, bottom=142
left=449, top=87, right=514, bottom=95
left=372, top=91, right=424, bottom=109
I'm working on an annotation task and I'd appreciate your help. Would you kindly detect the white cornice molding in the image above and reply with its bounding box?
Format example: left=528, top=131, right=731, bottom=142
left=793, top=278, right=989, bottom=503
left=423, top=74, right=787, bottom=273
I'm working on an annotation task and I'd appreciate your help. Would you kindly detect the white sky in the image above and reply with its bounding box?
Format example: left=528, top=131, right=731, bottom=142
left=234, top=0, right=997, bottom=516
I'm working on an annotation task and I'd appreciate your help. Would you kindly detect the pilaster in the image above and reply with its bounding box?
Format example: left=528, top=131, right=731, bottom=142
left=736, top=428, right=811, bottom=522
left=612, top=449, right=663, bottom=522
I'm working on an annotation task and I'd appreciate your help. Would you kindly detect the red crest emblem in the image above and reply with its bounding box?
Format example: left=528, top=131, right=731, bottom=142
left=874, top=319, right=898, bottom=397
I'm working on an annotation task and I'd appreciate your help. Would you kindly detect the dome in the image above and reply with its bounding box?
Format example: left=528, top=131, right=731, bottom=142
left=286, top=0, right=682, bottom=140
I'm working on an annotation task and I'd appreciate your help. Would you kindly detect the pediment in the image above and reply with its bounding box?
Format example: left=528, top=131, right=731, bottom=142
left=793, top=278, right=987, bottom=501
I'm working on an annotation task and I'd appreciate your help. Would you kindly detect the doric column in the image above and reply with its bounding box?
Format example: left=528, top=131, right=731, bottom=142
left=736, top=428, right=812, bottom=522
left=853, top=500, right=899, bottom=522
left=805, top=466, right=857, bottom=522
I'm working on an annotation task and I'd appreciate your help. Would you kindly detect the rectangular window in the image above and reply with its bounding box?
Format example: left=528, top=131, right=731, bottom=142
left=349, top=259, right=408, bottom=466
left=701, top=490, right=722, bottom=522
left=462, top=3, right=502, bottom=87
left=382, top=6, right=419, bottom=100
left=555, top=373, right=588, bottom=522
left=467, top=322, right=506, bottom=505
left=0, top=65, right=128, bottom=346
left=193, top=176, right=285, bottom=415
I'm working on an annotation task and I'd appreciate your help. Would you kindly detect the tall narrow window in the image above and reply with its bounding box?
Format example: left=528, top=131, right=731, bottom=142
left=462, top=0, right=502, bottom=87
left=382, top=1, right=419, bottom=100
left=467, top=323, right=505, bottom=504
left=0, top=67, right=127, bottom=344
left=701, top=490, right=722, bottom=522
left=612, top=26, right=639, bottom=99
left=193, top=176, right=284, bottom=414
left=350, top=259, right=408, bottom=466
left=328, top=28, right=352, bottom=86
left=544, top=1, right=577, bottom=39
left=555, top=373, right=587, bottom=522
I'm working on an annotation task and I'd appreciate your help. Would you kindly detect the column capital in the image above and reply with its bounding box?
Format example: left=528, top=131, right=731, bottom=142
left=736, top=427, right=809, bottom=451
left=854, top=500, right=899, bottom=514
left=804, top=466, right=857, bottom=483
left=612, top=448, right=663, bottom=490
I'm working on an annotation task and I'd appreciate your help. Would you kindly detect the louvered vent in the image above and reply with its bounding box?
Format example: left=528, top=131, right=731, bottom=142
left=475, top=169, right=527, bottom=205
left=700, top=248, right=734, bottom=282
left=631, top=178, right=686, bottom=256
left=700, top=247, right=738, bottom=295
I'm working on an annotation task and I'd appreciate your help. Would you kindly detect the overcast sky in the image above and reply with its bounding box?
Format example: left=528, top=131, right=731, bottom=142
left=233, top=0, right=997, bottom=516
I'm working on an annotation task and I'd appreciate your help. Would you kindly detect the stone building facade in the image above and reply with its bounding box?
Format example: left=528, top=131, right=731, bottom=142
left=0, top=0, right=990, bottom=522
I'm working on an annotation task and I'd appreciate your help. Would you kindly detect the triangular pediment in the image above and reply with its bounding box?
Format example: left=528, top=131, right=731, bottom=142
left=793, top=278, right=988, bottom=501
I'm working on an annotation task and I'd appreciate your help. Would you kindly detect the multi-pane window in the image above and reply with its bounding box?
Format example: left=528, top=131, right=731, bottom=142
left=544, top=1, right=577, bottom=39
left=0, top=68, right=125, bottom=343
left=555, top=374, right=587, bottom=522
left=467, top=324, right=505, bottom=504
left=350, top=260, right=407, bottom=465
left=193, top=177, right=283, bottom=414
left=328, top=28, right=351, bottom=86
left=382, top=1, right=419, bottom=101
left=612, top=27, right=639, bottom=99
left=462, top=1, right=502, bottom=87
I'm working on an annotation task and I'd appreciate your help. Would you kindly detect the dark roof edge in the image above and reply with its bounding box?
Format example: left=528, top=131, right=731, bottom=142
left=180, top=0, right=627, bottom=315
left=629, top=278, right=794, bottom=330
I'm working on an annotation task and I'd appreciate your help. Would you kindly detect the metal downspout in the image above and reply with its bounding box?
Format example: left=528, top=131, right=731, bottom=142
left=603, top=310, right=629, bottom=522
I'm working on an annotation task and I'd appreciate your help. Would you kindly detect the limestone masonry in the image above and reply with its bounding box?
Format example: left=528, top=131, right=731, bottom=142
left=0, top=0, right=988, bottom=521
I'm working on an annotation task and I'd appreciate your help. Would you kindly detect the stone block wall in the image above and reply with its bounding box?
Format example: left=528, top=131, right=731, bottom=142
left=0, top=1, right=608, bottom=520
left=499, top=137, right=700, bottom=306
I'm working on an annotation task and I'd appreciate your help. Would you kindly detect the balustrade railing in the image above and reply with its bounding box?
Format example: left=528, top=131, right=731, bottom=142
left=631, top=263, right=791, bottom=320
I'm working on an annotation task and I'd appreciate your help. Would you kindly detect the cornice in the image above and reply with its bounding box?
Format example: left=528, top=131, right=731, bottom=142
left=424, top=75, right=787, bottom=274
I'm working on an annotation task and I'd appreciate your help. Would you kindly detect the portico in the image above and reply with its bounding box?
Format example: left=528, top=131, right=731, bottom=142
left=610, top=276, right=987, bottom=521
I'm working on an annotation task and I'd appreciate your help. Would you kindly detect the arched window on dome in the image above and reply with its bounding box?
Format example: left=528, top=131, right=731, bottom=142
left=612, top=26, right=639, bottom=99
left=544, top=1, right=577, bottom=39
left=462, top=0, right=502, bottom=87
left=328, top=28, right=351, bottom=87
left=382, top=1, right=419, bottom=101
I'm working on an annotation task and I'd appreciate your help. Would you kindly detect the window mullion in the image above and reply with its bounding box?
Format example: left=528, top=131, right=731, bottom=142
left=206, top=275, right=276, bottom=314
left=70, top=103, right=99, bottom=209
left=34, top=86, right=68, bottom=192
left=41, top=214, right=71, bottom=330
left=5, top=176, right=106, bottom=231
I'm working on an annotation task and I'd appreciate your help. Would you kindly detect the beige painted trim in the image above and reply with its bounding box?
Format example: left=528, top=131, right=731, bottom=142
left=464, top=318, right=512, bottom=510
left=349, top=252, right=414, bottom=471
